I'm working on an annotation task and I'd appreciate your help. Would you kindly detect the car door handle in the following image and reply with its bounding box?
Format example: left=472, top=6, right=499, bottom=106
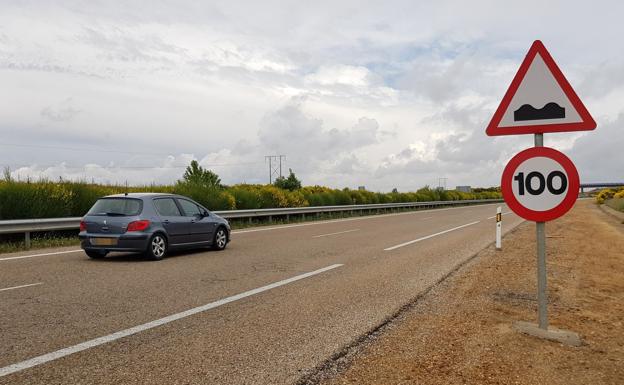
left=163, top=220, right=170, bottom=225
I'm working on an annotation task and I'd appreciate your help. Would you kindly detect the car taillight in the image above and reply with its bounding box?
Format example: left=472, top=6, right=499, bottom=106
left=127, top=220, right=150, bottom=232
left=80, top=221, right=87, bottom=232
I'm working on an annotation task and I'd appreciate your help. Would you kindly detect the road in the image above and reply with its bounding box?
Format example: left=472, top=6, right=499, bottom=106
left=0, top=203, right=522, bottom=384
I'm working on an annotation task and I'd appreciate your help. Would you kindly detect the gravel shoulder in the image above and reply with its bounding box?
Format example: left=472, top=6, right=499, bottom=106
left=320, top=200, right=624, bottom=385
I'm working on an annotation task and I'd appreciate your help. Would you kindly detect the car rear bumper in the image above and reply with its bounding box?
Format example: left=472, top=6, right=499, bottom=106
left=79, top=232, right=150, bottom=252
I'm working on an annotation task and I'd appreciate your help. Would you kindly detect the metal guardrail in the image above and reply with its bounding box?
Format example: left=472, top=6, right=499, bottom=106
left=0, top=199, right=503, bottom=248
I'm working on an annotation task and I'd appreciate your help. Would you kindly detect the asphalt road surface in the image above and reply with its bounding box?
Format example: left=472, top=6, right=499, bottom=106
left=0, top=203, right=522, bottom=384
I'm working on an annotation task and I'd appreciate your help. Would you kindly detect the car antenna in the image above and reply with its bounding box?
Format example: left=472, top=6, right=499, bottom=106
left=124, top=180, right=128, bottom=196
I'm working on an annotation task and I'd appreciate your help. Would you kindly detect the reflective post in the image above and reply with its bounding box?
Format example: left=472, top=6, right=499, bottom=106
left=496, top=206, right=502, bottom=250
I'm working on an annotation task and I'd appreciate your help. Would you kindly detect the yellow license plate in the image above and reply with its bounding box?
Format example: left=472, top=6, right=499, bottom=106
left=90, top=238, right=118, bottom=246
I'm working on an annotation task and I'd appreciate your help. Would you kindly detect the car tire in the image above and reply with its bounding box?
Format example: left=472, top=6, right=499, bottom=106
left=146, top=233, right=167, bottom=260
left=85, top=250, right=107, bottom=259
left=212, top=227, right=228, bottom=251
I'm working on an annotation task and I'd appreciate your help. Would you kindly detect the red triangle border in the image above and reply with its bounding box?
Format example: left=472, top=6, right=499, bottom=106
left=486, top=40, right=596, bottom=136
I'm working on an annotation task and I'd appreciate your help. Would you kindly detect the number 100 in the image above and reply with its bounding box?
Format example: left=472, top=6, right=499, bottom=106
left=514, top=171, right=567, bottom=195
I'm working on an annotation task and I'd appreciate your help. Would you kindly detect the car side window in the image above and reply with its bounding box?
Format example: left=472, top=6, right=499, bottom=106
left=154, top=198, right=182, bottom=217
left=178, top=199, right=202, bottom=217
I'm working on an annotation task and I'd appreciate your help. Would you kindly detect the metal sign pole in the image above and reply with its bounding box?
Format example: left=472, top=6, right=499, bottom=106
left=534, top=133, right=548, bottom=330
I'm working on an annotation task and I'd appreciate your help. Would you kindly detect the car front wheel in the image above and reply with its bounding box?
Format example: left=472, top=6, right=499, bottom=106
left=212, top=227, right=228, bottom=251
left=146, top=234, right=167, bottom=260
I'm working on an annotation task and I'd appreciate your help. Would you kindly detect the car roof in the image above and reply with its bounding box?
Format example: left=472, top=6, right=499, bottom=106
left=104, top=193, right=178, bottom=199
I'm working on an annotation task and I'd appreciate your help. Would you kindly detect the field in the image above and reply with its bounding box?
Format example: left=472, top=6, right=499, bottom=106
left=321, top=200, right=624, bottom=385
left=606, top=198, right=624, bottom=212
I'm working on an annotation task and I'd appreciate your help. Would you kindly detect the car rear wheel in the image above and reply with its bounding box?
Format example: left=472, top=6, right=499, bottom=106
left=212, top=227, right=228, bottom=251
left=85, top=250, right=107, bottom=259
left=146, top=234, right=167, bottom=260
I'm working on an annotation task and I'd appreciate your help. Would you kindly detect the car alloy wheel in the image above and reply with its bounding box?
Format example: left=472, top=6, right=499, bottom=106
left=150, top=235, right=166, bottom=259
left=214, top=228, right=227, bottom=250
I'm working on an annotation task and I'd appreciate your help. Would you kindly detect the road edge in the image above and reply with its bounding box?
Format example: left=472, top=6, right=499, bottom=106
left=295, top=219, right=527, bottom=385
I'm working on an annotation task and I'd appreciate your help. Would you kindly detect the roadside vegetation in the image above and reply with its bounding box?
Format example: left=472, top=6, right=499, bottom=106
left=594, top=186, right=624, bottom=212
left=0, top=162, right=501, bottom=221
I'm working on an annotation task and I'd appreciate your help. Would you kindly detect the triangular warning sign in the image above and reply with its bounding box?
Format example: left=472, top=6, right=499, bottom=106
left=486, top=40, right=596, bottom=136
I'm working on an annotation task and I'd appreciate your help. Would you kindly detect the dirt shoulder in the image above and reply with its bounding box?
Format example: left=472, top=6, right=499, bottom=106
left=321, top=200, right=624, bottom=385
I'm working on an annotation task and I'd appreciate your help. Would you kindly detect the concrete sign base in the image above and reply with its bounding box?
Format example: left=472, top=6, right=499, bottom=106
left=513, top=321, right=582, bottom=347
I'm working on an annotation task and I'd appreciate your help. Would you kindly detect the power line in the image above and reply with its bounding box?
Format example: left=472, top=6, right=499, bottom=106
left=3, top=162, right=264, bottom=170
left=265, top=155, right=285, bottom=184
left=0, top=142, right=177, bottom=156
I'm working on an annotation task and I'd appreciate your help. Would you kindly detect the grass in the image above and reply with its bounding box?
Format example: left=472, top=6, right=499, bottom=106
left=0, top=204, right=480, bottom=254
left=0, top=233, right=80, bottom=254
left=606, top=198, right=624, bottom=213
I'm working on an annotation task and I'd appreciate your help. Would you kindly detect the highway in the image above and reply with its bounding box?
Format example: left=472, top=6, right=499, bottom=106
left=0, top=203, right=522, bottom=384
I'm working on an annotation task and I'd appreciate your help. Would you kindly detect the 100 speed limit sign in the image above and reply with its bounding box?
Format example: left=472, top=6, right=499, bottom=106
left=501, top=147, right=579, bottom=222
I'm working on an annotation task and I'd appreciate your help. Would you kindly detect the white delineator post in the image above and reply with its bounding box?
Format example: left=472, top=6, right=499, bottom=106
left=496, top=206, right=502, bottom=250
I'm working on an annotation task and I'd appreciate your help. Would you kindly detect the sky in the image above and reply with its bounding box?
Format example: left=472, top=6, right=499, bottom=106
left=0, top=0, right=622, bottom=191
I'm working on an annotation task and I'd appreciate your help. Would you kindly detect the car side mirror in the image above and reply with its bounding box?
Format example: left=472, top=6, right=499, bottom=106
left=201, top=210, right=209, bottom=217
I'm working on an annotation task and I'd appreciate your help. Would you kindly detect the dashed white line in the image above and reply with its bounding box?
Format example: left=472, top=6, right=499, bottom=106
left=0, top=282, right=43, bottom=292
left=384, top=221, right=481, bottom=251
left=232, top=204, right=497, bottom=234
left=312, top=229, right=360, bottom=238
left=0, top=203, right=500, bottom=262
left=0, top=250, right=83, bottom=262
left=0, top=263, right=343, bottom=378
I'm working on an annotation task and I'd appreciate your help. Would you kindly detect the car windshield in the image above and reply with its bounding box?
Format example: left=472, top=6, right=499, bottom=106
left=86, top=198, right=142, bottom=216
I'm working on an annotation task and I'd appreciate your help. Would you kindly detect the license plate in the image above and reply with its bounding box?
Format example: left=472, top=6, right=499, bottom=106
left=90, top=237, right=118, bottom=246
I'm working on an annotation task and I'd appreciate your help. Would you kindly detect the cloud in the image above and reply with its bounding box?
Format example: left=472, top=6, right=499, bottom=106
left=567, top=113, right=624, bottom=183
left=258, top=102, right=380, bottom=159
left=40, top=98, right=81, bottom=122
left=305, top=65, right=374, bottom=87
left=1, top=1, right=623, bottom=191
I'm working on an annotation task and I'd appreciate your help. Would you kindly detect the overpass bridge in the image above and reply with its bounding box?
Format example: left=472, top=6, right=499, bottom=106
left=580, top=182, right=624, bottom=193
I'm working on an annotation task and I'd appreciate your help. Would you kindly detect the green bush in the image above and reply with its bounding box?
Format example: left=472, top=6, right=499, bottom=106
left=0, top=178, right=501, bottom=220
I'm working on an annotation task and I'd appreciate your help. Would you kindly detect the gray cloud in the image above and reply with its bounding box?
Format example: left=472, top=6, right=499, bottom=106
left=41, top=98, right=81, bottom=122
left=258, top=103, right=380, bottom=159
left=1, top=1, right=623, bottom=190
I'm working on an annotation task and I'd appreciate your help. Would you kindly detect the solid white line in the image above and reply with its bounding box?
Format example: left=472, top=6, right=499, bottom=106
left=0, top=263, right=343, bottom=378
left=0, top=250, right=83, bottom=262
left=384, top=221, right=481, bottom=251
left=0, top=282, right=43, bottom=292
left=312, top=229, right=360, bottom=238
left=487, top=212, right=513, bottom=220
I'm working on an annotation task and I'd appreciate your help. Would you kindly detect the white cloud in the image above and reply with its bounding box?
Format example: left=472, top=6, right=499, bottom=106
left=1, top=1, right=623, bottom=191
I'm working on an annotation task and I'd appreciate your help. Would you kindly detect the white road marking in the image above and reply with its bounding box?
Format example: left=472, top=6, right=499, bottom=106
left=0, top=250, right=83, bottom=262
left=0, top=263, right=344, bottom=378
left=0, top=282, right=43, bottom=292
left=0, top=203, right=501, bottom=262
left=487, top=212, right=513, bottom=220
left=233, top=204, right=496, bottom=234
left=312, top=229, right=360, bottom=238
left=384, top=221, right=481, bottom=251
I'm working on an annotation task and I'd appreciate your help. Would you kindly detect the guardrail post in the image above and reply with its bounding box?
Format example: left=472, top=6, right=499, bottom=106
left=25, top=231, right=31, bottom=249
left=268, top=215, right=272, bottom=223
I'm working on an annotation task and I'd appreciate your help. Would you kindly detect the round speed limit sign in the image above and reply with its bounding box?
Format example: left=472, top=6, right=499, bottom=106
left=501, top=147, right=579, bottom=222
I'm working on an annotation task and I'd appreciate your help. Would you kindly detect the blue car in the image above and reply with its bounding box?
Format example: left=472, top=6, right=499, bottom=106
left=79, top=193, right=231, bottom=260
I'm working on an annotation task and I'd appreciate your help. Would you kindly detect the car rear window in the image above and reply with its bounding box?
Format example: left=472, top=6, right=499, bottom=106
left=87, top=198, right=143, bottom=216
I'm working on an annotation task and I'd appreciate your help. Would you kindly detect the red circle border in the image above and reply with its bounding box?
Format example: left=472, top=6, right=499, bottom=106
left=501, top=147, right=579, bottom=222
